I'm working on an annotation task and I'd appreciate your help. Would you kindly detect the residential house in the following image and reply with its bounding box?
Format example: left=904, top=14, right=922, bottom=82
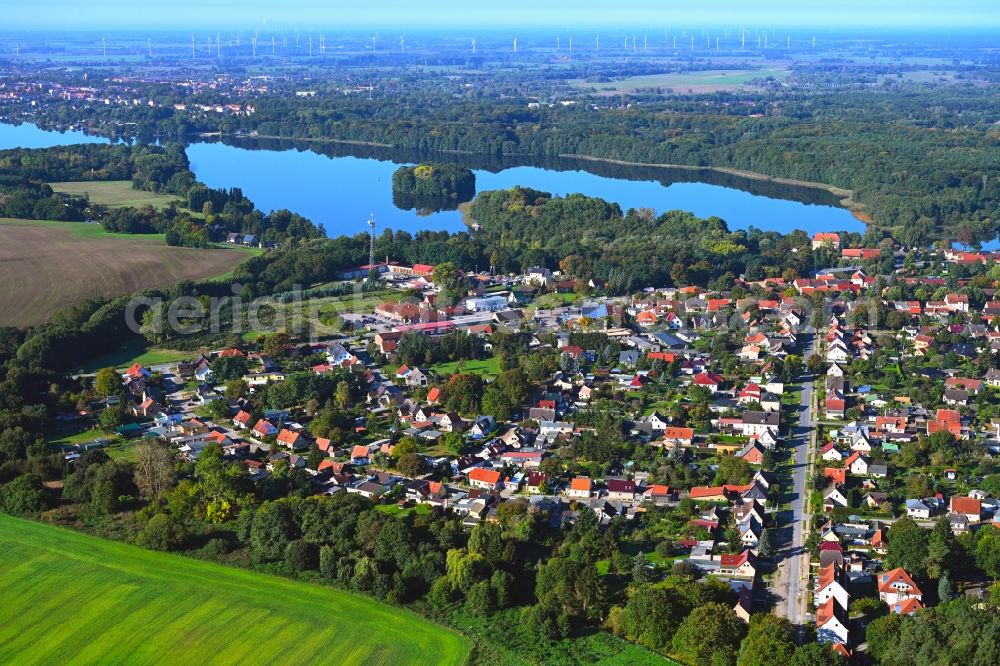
left=739, top=521, right=762, bottom=548
left=949, top=496, right=982, bottom=524
left=404, top=367, right=429, bottom=387
left=816, top=598, right=850, bottom=645
left=734, top=586, right=754, bottom=623
left=740, top=411, right=780, bottom=438
left=438, top=412, right=466, bottom=433
left=524, top=471, right=549, bottom=494
left=821, top=442, right=845, bottom=462
left=905, top=499, right=934, bottom=520
left=718, top=549, right=758, bottom=578
left=662, top=426, right=695, bottom=449
left=878, top=568, right=923, bottom=605
left=693, top=372, right=724, bottom=393
left=468, top=467, right=503, bottom=490
left=251, top=419, right=278, bottom=439
left=605, top=479, right=637, bottom=502
left=823, top=485, right=848, bottom=512
left=845, top=451, right=870, bottom=476
left=567, top=476, right=593, bottom=499
left=812, top=232, right=842, bottom=250
left=469, top=416, right=496, bottom=439
left=889, top=598, right=925, bottom=615
left=738, top=441, right=767, bottom=465
left=276, top=429, right=306, bottom=450
left=815, top=563, right=851, bottom=609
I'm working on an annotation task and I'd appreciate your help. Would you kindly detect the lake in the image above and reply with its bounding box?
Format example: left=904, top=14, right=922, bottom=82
left=0, top=122, right=865, bottom=238
left=0, top=122, right=109, bottom=149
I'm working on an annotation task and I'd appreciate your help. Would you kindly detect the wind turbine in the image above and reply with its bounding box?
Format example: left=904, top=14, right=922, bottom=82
left=101, top=36, right=106, bottom=57
left=147, top=38, right=152, bottom=58
left=191, top=35, right=195, bottom=58
left=272, top=36, right=275, bottom=54
left=568, top=35, right=572, bottom=53
left=216, top=33, right=221, bottom=57
left=399, top=37, right=405, bottom=53
left=690, top=35, right=694, bottom=51
left=512, top=36, right=517, bottom=53
left=471, top=37, right=476, bottom=55
left=812, top=35, right=816, bottom=48
left=371, top=35, right=377, bottom=55
left=309, top=35, right=313, bottom=57
left=595, top=33, right=599, bottom=52
left=251, top=36, right=256, bottom=58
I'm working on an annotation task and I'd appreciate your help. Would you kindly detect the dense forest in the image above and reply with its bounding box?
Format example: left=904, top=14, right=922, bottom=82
left=469, top=186, right=822, bottom=290
left=391, top=163, right=476, bottom=211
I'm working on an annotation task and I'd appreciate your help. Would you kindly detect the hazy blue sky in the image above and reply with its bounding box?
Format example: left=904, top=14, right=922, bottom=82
left=6, top=0, right=999, bottom=30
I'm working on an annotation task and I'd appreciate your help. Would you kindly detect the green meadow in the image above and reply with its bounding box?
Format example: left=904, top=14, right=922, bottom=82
left=0, top=514, right=469, bottom=666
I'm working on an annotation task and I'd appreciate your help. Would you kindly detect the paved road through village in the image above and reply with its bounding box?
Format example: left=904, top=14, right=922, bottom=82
left=774, top=331, right=817, bottom=638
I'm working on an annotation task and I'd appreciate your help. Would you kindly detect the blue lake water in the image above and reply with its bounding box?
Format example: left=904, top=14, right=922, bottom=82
left=0, top=122, right=865, bottom=238
left=0, top=122, right=109, bottom=149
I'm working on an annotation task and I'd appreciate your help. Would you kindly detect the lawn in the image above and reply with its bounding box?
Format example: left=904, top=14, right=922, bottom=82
left=432, top=357, right=501, bottom=378
left=44, top=425, right=109, bottom=448
left=73, top=338, right=193, bottom=374
left=0, top=219, right=254, bottom=327
left=0, top=514, right=469, bottom=666
left=48, top=180, right=183, bottom=210
left=375, top=502, right=433, bottom=518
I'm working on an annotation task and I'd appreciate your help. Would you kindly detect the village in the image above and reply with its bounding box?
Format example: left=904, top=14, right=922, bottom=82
left=59, top=232, right=1000, bottom=661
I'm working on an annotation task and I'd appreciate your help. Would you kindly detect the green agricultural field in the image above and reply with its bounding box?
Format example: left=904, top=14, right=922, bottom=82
left=49, top=180, right=184, bottom=210
left=574, top=67, right=789, bottom=94
left=0, top=514, right=469, bottom=666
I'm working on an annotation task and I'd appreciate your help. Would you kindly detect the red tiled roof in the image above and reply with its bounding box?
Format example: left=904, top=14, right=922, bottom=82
left=891, top=598, right=924, bottom=615
left=276, top=429, right=300, bottom=446
left=251, top=419, right=274, bottom=434
left=950, top=496, right=981, bottom=516
left=694, top=372, right=723, bottom=386
left=469, top=467, right=501, bottom=484
left=877, top=567, right=921, bottom=596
